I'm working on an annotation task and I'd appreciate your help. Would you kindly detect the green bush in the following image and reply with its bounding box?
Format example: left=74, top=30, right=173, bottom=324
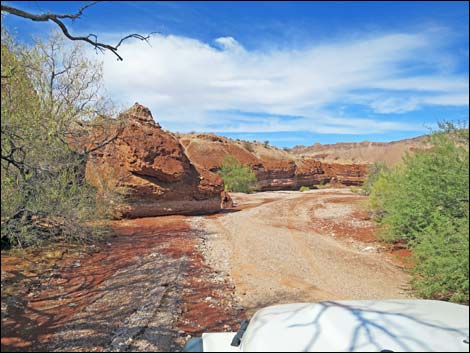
left=368, top=124, right=469, bottom=303
left=219, top=155, right=257, bottom=193
left=410, top=211, right=469, bottom=303
left=362, top=162, right=389, bottom=196
left=1, top=31, right=115, bottom=249
left=299, top=186, right=310, bottom=192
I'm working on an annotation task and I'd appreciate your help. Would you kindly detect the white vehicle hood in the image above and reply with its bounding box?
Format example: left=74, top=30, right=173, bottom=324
left=235, top=300, right=469, bottom=352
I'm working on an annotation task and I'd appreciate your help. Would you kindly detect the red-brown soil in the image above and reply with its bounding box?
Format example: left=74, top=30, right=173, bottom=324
left=1, top=216, right=242, bottom=352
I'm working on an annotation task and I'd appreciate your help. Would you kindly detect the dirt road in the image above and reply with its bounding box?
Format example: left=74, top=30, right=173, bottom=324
left=199, top=189, right=413, bottom=315
left=1, top=189, right=412, bottom=351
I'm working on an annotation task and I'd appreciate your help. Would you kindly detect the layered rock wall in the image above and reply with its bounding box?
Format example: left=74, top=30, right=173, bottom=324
left=85, top=104, right=224, bottom=218
left=181, top=134, right=368, bottom=191
left=85, top=104, right=368, bottom=218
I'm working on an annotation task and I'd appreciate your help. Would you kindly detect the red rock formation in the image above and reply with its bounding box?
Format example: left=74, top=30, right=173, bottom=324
left=295, top=159, right=327, bottom=186
left=221, top=191, right=233, bottom=208
left=253, top=159, right=297, bottom=191
left=181, top=134, right=368, bottom=191
left=321, top=163, right=367, bottom=186
left=85, top=104, right=368, bottom=219
left=85, top=103, right=224, bottom=218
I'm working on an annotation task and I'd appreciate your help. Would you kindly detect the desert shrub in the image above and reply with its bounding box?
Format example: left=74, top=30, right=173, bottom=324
left=263, top=140, right=270, bottom=147
left=362, top=162, right=389, bottom=195
left=299, top=186, right=310, bottom=192
left=367, top=123, right=469, bottom=303
left=316, top=179, right=330, bottom=189
left=1, top=31, right=116, bottom=248
left=219, top=155, right=257, bottom=193
left=410, top=211, right=469, bottom=303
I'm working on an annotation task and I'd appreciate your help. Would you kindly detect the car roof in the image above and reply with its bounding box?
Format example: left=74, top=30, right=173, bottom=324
left=240, top=300, right=469, bottom=352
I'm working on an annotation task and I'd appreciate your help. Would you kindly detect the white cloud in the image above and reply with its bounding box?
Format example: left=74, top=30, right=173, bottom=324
left=99, top=30, right=468, bottom=134
left=214, top=36, right=244, bottom=52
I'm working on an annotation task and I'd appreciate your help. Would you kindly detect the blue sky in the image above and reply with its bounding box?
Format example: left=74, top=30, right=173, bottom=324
left=2, top=1, right=469, bottom=147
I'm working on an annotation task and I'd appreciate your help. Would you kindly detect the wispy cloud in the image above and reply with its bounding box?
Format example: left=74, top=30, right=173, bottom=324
left=99, top=29, right=468, bottom=134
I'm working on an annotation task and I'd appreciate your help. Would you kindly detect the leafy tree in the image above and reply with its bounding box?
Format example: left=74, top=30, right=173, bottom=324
left=367, top=123, right=469, bottom=303
left=219, top=155, right=257, bottom=193
left=1, top=30, right=120, bottom=248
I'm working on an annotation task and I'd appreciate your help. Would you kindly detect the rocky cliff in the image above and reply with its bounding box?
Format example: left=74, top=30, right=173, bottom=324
left=179, top=134, right=368, bottom=191
left=85, top=104, right=224, bottom=218
left=85, top=104, right=370, bottom=218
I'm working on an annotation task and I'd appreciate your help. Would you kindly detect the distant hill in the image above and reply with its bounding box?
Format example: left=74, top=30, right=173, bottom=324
left=287, top=135, right=430, bottom=166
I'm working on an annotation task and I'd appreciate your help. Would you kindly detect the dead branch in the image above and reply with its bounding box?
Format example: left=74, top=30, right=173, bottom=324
left=1, top=2, right=154, bottom=61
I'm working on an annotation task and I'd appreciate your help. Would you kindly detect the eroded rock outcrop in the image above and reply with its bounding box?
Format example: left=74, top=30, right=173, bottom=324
left=180, top=134, right=368, bottom=191
left=85, top=104, right=223, bottom=218
left=85, top=104, right=369, bottom=218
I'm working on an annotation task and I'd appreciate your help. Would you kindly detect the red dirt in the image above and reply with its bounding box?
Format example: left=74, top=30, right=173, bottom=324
left=309, top=194, right=413, bottom=267
left=311, top=195, right=377, bottom=243
left=1, top=216, right=241, bottom=352
left=163, top=236, right=244, bottom=335
left=386, top=242, right=414, bottom=269
left=2, top=218, right=186, bottom=351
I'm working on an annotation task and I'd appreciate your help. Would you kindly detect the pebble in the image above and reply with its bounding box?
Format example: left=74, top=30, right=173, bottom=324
left=362, top=246, right=376, bottom=253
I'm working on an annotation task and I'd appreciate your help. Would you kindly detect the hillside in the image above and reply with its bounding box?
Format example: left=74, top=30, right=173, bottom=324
left=177, top=132, right=367, bottom=191
left=288, top=136, right=430, bottom=166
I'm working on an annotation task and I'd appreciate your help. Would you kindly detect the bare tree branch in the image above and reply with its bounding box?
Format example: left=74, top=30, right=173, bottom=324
left=82, top=125, right=124, bottom=154
left=1, top=2, right=154, bottom=61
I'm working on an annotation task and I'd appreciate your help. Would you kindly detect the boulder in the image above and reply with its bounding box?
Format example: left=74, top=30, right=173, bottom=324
left=85, top=103, right=223, bottom=218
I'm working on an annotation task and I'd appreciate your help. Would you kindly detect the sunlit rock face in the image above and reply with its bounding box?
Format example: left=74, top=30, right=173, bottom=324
left=85, top=103, right=224, bottom=218
left=180, top=133, right=368, bottom=191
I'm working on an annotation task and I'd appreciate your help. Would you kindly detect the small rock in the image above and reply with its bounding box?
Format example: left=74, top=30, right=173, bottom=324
left=362, top=246, right=376, bottom=253
left=67, top=302, right=78, bottom=307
